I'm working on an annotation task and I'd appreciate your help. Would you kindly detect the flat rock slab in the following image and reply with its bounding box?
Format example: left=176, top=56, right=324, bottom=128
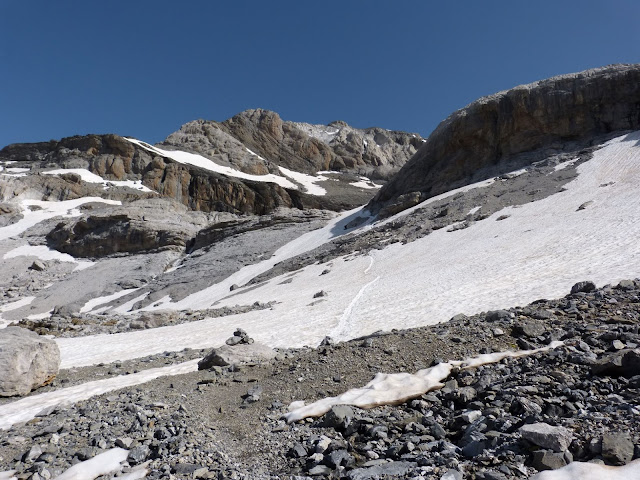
left=0, top=327, right=60, bottom=396
left=198, top=342, right=277, bottom=369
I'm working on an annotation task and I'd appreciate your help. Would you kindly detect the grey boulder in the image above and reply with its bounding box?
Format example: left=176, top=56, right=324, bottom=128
left=198, top=342, right=277, bottom=369
left=520, top=423, right=573, bottom=452
left=0, top=327, right=61, bottom=396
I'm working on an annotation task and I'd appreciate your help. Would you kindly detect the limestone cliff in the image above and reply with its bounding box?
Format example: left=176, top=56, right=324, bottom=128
left=371, top=64, right=640, bottom=216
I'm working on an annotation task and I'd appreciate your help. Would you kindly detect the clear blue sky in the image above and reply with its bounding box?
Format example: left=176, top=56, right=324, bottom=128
left=2, top=1, right=639, bottom=148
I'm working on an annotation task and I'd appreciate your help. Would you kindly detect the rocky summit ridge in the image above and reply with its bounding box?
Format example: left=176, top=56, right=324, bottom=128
left=1, top=64, right=640, bottom=479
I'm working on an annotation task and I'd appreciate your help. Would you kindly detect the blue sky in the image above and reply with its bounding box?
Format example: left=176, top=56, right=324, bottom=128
left=2, top=1, right=639, bottom=148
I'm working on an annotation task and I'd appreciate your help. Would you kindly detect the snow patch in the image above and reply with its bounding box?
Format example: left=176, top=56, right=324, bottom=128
left=530, top=459, right=640, bottom=480
left=80, top=288, right=141, bottom=314
left=284, top=342, right=563, bottom=422
left=0, top=197, right=122, bottom=241
left=55, top=448, right=129, bottom=480
left=278, top=166, right=328, bottom=196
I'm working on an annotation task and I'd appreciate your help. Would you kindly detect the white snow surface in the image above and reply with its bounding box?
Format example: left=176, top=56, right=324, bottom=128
left=284, top=341, right=563, bottom=422
left=124, top=138, right=303, bottom=190
left=530, top=459, right=640, bottom=480
left=0, top=360, right=199, bottom=430
left=0, top=297, right=35, bottom=328
left=48, top=131, right=640, bottom=368
left=42, top=169, right=153, bottom=192
left=54, top=447, right=128, bottom=480
left=3, top=245, right=94, bottom=271
left=0, top=197, right=122, bottom=241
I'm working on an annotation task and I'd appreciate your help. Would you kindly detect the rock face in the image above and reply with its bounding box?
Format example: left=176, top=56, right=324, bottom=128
left=45, top=198, right=209, bottom=257
left=0, top=327, right=61, bottom=396
left=372, top=64, right=640, bottom=216
left=164, top=110, right=423, bottom=181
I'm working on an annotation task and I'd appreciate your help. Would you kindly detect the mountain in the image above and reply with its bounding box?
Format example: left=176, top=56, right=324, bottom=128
left=0, top=65, right=639, bottom=479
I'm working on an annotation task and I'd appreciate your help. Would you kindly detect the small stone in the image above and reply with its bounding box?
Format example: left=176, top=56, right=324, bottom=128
left=532, top=450, right=569, bottom=470
left=322, top=405, right=354, bottom=430
left=313, top=290, right=327, bottom=298
left=308, top=465, right=331, bottom=476
left=571, top=281, right=596, bottom=294
left=29, top=260, right=46, bottom=271
left=288, top=443, right=307, bottom=458
left=115, top=437, right=133, bottom=448
left=612, top=340, right=625, bottom=350
left=602, top=432, right=634, bottom=465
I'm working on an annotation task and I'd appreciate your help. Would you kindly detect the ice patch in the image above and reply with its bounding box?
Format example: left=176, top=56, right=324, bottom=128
left=284, top=342, right=563, bottom=422
left=530, top=458, right=640, bottom=480
left=349, top=180, right=380, bottom=189
left=0, top=297, right=35, bottom=328
left=0, top=360, right=199, bottom=430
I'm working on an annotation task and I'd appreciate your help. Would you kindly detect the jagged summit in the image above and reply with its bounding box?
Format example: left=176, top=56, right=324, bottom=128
left=163, top=109, right=423, bottom=180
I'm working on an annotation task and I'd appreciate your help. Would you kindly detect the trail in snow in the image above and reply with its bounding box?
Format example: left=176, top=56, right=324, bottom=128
left=330, top=276, right=380, bottom=341
left=0, top=360, right=199, bottom=430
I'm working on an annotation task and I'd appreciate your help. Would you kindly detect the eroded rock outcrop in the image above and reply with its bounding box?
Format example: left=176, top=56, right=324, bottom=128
left=45, top=198, right=209, bottom=257
left=372, top=64, right=640, bottom=216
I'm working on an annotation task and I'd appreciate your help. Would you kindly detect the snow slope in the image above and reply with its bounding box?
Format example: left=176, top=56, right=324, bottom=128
left=51, top=131, right=640, bottom=368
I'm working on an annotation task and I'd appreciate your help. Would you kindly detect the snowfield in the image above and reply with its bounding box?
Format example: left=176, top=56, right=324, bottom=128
left=53, top=131, right=640, bottom=368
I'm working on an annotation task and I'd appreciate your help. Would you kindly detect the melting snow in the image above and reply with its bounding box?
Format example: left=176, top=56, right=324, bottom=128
left=284, top=342, right=563, bottom=422
left=278, top=166, right=328, bottom=196
left=54, top=448, right=129, bottom=480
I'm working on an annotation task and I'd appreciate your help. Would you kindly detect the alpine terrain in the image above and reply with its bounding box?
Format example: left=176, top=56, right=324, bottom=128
left=1, top=64, right=640, bottom=480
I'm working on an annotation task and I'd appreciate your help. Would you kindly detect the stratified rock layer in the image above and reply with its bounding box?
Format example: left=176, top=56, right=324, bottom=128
left=372, top=64, right=640, bottom=216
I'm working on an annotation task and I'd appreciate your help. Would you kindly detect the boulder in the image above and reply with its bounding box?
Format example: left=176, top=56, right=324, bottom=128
left=520, top=423, right=573, bottom=452
left=197, top=342, right=277, bottom=369
left=0, top=327, right=61, bottom=396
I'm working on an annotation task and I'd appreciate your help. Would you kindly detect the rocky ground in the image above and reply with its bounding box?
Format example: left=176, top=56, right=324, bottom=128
left=1, top=280, right=639, bottom=479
